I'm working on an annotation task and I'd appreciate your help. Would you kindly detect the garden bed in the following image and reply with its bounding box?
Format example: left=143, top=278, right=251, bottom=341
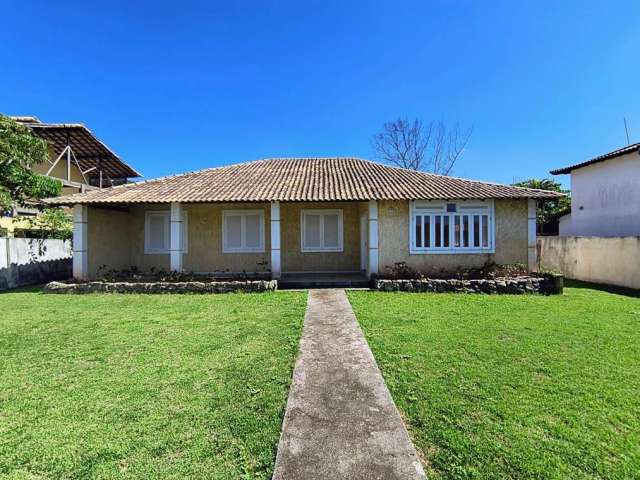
left=44, top=279, right=277, bottom=294
left=373, top=275, right=563, bottom=295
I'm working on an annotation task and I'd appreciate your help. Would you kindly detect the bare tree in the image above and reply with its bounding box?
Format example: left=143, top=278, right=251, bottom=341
left=371, top=117, right=473, bottom=175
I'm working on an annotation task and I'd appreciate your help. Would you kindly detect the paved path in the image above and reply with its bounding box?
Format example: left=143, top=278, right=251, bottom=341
left=273, top=289, right=426, bottom=480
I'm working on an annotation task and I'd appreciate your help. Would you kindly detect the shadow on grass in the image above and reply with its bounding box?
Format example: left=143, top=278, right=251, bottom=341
left=566, top=279, right=640, bottom=298
left=0, top=285, right=45, bottom=294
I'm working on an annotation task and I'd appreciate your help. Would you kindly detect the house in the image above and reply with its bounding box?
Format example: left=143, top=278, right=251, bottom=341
left=47, top=158, right=560, bottom=282
left=551, top=143, right=640, bottom=236
left=1, top=116, right=140, bottom=237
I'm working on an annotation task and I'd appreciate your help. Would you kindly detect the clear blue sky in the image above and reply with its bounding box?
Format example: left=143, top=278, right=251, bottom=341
left=3, top=1, right=639, bottom=188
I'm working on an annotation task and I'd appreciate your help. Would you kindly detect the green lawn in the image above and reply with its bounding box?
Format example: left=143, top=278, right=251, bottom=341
left=349, top=283, right=640, bottom=480
left=0, top=290, right=306, bottom=480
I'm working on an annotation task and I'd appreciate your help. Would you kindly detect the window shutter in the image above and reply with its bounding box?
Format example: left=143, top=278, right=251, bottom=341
left=245, top=214, right=261, bottom=249
left=323, top=214, right=340, bottom=249
left=225, top=215, right=242, bottom=250
left=304, top=214, right=321, bottom=249
left=149, top=214, right=167, bottom=250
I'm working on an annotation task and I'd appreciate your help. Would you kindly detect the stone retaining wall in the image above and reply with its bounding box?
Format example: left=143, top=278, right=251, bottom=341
left=44, top=280, right=277, bottom=294
left=373, top=275, right=563, bottom=295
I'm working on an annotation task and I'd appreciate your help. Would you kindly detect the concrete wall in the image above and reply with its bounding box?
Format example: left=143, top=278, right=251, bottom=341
left=84, top=199, right=529, bottom=278
left=538, top=235, right=640, bottom=289
left=87, top=203, right=272, bottom=278
left=32, top=157, right=87, bottom=186
left=562, top=151, right=640, bottom=236
left=87, top=207, right=132, bottom=277
left=0, top=237, right=72, bottom=290
left=280, top=202, right=364, bottom=272
left=378, top=199, right=528, bottom=275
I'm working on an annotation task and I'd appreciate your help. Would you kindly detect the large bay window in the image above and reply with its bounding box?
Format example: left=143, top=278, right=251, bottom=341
left=223, top=210, right=265, bottom=253
left=144, top=211, right=188, bottom=254
left=410, top=200, right=494, bottom=254
left=301, top=209, right=343, bottom=252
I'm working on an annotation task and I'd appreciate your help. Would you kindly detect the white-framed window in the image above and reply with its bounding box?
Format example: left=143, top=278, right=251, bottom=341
left=410, top=200, right=494, bottom=254
left=301, top=209, right=343, bottom=252
left=144, top=211, right=188, bottom=254
left=222, top=210, right=265, bottom=253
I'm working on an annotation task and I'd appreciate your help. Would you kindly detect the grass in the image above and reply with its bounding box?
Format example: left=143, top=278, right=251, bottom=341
left=348, top=283, right=640, bottom=479
left=0, top=289, right=306, bottom=480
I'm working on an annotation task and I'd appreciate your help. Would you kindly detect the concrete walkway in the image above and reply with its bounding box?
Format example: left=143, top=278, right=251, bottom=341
left=273, top=289, right=426, bottom=480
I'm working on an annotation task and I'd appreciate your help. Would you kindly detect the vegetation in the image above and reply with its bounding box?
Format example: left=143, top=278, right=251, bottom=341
left=513, top=178, right=571, bottom=227
left=0, top=290, right=306, bottom=479
left=0, top=114, right=71, bottom=239
left=0, top=115, right=61, bottom=212
left=349, top=284, right=640, bottom=479
left=371, top=117, right=473, bottom=174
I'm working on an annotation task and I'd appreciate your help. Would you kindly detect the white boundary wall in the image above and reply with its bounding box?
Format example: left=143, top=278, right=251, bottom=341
left=0, top=237, right=72, bottom=290
left=538, top=236, right=640, bottom=290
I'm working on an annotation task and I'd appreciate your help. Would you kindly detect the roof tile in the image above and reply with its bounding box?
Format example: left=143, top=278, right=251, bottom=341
left=48, top=157, right=562, bottom=205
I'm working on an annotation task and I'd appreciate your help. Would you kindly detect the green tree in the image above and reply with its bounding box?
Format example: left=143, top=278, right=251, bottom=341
left=0, top=114, right=62, bottom=212
left=513, top=178, right=571, bottom=225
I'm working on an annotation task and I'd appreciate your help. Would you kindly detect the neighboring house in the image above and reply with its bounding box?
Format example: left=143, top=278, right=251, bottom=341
left=47, top=157, right=559, bottom=281
left=1, top=116, right=140, bottom=237
left=551, top=143, right=640, bottom=237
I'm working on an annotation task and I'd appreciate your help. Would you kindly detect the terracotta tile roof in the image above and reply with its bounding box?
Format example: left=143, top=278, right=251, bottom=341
left=47, top=157, right=562, bottom=205
left=550, top=143, right=640, bottom=175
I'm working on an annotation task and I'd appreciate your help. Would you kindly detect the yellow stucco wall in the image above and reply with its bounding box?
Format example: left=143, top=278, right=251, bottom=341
left=84, top=199, right=528, bottom=278
left=280, top=202, right=365, bottom=272
left=32, top=158, right=87, bottom=187
left=87, top=207, right=132, bottom=277
left=127, top=203, right=272, bottom=274
left=378, top=199, right=528, bottom=276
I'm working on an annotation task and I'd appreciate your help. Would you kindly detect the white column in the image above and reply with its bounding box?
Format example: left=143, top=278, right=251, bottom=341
left=72, top=204, right=88, bottom=280
left=527, top=199, right=537, bottom=272
left=368, top=200, right=379, bottom=278
left=270, top=201, right=281, bottom=279
left=170, top=202, right=184, bottom=272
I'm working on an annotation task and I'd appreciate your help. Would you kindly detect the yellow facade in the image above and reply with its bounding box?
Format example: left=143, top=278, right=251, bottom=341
left=83, top=199, right=529, bottom=279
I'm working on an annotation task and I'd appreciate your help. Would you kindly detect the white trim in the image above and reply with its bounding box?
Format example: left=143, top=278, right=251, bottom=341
left=72, top=204, right=88, bottom=280
left=409, top=199, right=495, bottom=254
left=170, top=202, right=184, bottom=272
left=368, top=200, right=379, bottom=276
left=222, top=209, right=265, bottom=253
left=144, top=210, right=189, bottom=255
left=270, top=201, right=281, bottom=279
left=300, top=209, right=344, bottom=253
left=527, top=199, right=537, bottom=272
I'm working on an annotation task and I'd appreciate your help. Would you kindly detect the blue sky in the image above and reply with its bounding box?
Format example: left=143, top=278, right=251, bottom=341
left=3, top=1, right=639, bottom=188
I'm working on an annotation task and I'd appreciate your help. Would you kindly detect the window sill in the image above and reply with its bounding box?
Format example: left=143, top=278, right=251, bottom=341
left=223, top=249, right=265, bottom=254
left=144, top=250, right=189, bottom=255
left=301, top=248, right=344, bottom=253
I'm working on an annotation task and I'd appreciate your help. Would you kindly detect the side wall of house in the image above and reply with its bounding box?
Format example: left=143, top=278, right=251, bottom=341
left=378, top=199, right=528, bottom=275
left=87, top=207, right=132, bottom=277
left=128, top=203, right=272, bottom=274
left=565, top=151, right=640, bottom=236
left=280, top=201, right=364, bottom=272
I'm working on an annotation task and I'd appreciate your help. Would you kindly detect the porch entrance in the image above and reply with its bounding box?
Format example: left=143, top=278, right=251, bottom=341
left=279, top=271, right=370, bottom=289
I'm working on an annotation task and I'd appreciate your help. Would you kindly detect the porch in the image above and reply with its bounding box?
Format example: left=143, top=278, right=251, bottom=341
left=71, top=200, right=380, bottom=282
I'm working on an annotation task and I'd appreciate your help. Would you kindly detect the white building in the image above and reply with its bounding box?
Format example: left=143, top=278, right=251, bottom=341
left=551, top=143, right=640, bottom=237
